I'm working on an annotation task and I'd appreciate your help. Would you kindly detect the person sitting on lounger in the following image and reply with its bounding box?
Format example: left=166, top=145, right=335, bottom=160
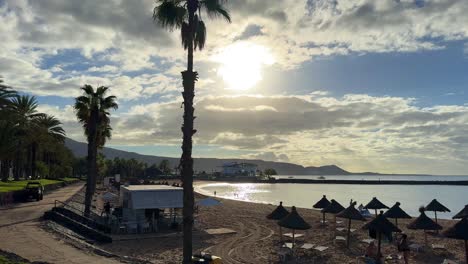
left=362, top=241, right=380, bottom=264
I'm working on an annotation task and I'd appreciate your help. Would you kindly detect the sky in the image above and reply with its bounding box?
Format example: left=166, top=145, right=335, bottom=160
left=1, top=0, right=468, bottom=175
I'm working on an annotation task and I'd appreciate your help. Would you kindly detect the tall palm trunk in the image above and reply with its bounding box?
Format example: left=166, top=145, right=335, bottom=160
left=84, top=109, right=98, bottom=217
left=181, top=1, right=197, bottom=262
left=31, top=142, right=37, bottom=179
left=1, top=159, right=9, bottom=182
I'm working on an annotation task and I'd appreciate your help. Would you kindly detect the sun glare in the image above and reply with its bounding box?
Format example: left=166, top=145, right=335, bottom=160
left=214, top=42, right=274, bottom=91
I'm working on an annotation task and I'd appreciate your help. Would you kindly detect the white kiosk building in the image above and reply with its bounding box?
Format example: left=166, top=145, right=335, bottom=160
left=119, top=185, right=183, bottom=233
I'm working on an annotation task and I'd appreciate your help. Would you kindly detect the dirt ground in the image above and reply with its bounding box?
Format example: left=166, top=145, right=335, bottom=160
left=0, top=183, right=122, bottom=264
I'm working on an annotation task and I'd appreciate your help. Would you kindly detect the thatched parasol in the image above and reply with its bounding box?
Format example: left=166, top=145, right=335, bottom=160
left=313, top=195, right=331, bottom=225
left=425, top=199, right=450, bottom=226
left=278, top=206, right=311, bottom=247
left=267, top=201, right=289, bottom=242
left=443, top=217, right=468, bottom=264
left=362, top=211, right=401, bottom=258
left=453, top=204, right=468, bottom=219
left=322, top=199, right=345, bottom=225
left=336, top=201, right=366, bottom=247
left=383, top=202, right=411, bottom=228
left=364, top=197, right=389, bottom=217
left=407, top=207, right=442, bottom=244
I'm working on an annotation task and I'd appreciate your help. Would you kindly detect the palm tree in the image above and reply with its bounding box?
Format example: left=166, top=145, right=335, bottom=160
left=10, top=95, right=44, bottom=180
left=74, top=85, right=118, bottom=216
left=153, top=0, right=231, bottom=261
left=30, top=115, right=66, bottom=178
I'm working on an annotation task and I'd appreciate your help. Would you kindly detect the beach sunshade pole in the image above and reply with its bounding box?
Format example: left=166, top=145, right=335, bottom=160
left=377, top=231, right=382, bottom=258
left=347, top=218, right=352, bottom=247
left=293, top=229, right=296, bottom=248
left=395, top=218, right=398, bottom=228
left=465, top=239, right=468, bottom=264
left=322, top=211, right=326, bottom=225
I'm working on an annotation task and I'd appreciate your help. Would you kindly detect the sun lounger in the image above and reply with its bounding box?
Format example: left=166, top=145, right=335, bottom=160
left=314, top=246, right=328, bottom=252
left=361, top=238, right=375, bottom=244
left=300, top=243, right=315, bottom=250
left=336, top=227, right=346, bottom=232
left=442, top=260, right=459, bottom=264
left=283, top=242, right=294, bottom=249
left=432, top=244, right=446, bottom=250
left=283, top=233, right=304, bottom=238
left=334, top=236, right=346, bottom=245
left=409, top=243, right=423, bottom=252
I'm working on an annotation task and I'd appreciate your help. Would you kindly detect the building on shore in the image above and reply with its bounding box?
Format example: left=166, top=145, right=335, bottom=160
left=221, top=162, right=258, bottom=177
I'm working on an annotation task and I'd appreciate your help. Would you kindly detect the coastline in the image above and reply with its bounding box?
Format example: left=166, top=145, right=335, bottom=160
left=98, top=181, right=466, bottom=263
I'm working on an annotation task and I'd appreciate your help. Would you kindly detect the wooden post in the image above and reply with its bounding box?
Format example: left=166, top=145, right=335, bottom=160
left=435, top=211, right=439, bottom=234
left=322, top=212, right=326, bottom=225
left=347, top=218, right=351, bottom=248
left=377, top=232, right=382, bottom=259
left=464, top=240, right=467, bottom=264
left=375, top=209, right=378, bottom=217
left=395, top=218, right=398, bottom=228
left=293, top=229, right=296, bottom=248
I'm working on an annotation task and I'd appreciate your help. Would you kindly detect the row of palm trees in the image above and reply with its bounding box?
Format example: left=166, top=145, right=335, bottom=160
left=0, top=78, right=71, bottom=182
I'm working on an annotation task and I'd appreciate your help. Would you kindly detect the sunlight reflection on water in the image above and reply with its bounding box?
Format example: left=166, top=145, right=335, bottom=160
left=196, top=182, right=468, bottom=219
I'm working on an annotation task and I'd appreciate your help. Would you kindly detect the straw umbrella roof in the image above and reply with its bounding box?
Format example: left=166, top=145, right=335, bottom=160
left=384, top=202, right=411, bottom=219
left=336, top=202, right=366, bottom=221
left=407, top=208, right=442, bottom=230
left=425, top=199, right=450, bottom=213
left=267, top=201, right=289, bottom=220
left=362, top=211, right=401, bottom=233
left=453, top=205, right=468, bottom=219
left=322, top=199, right=345, bottom=214
left=278, top=206, right=311, bottom=230
left=313, top=195, right=331, bottom=209
left=364, top=197, right=389, bottom=210
left=443, top=217, right=468, bottom=240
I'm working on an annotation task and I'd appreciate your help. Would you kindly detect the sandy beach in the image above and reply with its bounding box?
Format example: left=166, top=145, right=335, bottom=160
left=96, top=182, right=466, bottom=264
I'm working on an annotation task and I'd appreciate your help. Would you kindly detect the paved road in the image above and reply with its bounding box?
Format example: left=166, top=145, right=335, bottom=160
left=0, top=183, right=122, bottom=264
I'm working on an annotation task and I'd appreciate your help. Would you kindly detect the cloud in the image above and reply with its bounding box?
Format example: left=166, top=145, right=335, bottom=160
left=47, top=93, right=468, bottom=174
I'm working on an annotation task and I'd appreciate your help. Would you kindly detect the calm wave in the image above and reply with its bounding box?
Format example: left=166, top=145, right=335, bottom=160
left=197, top=176, right=468, bottom=219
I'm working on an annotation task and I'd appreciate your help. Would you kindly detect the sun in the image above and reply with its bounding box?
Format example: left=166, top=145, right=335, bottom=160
left=214, top=42, right=274, bottom=91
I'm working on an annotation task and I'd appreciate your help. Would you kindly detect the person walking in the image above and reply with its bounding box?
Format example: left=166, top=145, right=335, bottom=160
left=397, top=233, right=410, bottom=264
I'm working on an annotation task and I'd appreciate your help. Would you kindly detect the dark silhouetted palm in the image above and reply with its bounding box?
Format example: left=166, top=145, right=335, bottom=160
left=74, top=85, right=118, bottom=216
left=153, top=0, right=231, bottom=261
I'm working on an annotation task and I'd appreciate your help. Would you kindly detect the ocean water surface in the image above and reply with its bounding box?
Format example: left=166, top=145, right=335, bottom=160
left=196, top=175, right=468, bottom=219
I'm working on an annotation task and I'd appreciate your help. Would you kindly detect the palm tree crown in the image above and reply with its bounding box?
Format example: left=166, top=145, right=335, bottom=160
left=153, top=0, right=231, bottom=51
left=74, top=85, right=118, bottom=146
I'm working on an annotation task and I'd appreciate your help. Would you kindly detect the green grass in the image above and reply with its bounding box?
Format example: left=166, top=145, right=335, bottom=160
left=0, top=255, right=28, bottom=264
left=61, top=177, right=81, bottom=182
left=0, top=179, right=62, bottom=193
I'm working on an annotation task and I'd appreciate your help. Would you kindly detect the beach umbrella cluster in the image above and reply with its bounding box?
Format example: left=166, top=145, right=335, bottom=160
left=266, top=195, right=466, bottom=261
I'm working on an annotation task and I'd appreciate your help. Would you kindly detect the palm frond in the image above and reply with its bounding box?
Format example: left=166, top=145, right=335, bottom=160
left=194, top=20, right=206, bottom=50
left=153, top=0, right=187, bottom=31
left=201, top=0, right=231, bottom=22
left=181, top=22, right=191, bottom=50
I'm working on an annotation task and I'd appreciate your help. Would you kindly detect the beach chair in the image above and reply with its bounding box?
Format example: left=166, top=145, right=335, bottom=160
left=314, top=246, right=328, bottom=253
left=361, top=238, right=375, bottom=244
left=409, top=243, right=423, bottom=252
left=442, top=259, right=459, bottom=264
left=432, top=244, right=446, bottom=251
left=334, top=236, right=346, bottom=246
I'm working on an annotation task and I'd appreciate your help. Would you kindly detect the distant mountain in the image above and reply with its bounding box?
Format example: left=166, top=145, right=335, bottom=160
left=65, top=138, right=352, bottom=175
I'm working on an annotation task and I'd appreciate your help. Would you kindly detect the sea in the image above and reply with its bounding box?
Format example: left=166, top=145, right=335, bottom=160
left=196, top=175, right=468, bottom=219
